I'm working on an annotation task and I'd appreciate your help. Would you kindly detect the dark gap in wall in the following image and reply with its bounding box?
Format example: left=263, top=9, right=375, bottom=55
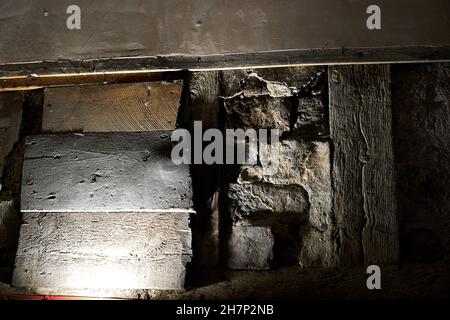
left=0, top=89, right=44, bottom=284
left=392, top=63, right=450, bottom=264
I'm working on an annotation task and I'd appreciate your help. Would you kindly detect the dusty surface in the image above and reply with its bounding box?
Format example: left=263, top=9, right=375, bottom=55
left=21, top=132, right=193, bottom=212
left=12, top=212, right=191, bottom=290
left=2, top=263, right=450, bottom=299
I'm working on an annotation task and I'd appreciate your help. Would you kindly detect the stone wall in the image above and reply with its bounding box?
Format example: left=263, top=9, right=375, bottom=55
left=219, top=70, right=336, bottom=269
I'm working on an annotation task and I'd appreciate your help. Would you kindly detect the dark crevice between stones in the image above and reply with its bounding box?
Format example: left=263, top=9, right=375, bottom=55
left=0, top=89, right=44, bottom=284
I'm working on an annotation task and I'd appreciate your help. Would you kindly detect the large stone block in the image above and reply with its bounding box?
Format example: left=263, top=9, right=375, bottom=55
left=225, top=226, right=274, bottom=270
left=21, top=132, right=193, bottom=213
left=12, top=212, right=191, bottom=290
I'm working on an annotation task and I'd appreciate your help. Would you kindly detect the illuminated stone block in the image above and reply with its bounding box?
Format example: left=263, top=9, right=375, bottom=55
left=14, top=132, right=193, bottom=290
left=12, top=212, right=191, bottom=290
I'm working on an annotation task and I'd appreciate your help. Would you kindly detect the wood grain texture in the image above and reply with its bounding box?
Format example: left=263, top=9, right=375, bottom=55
left=329, top=64, right=399, bottom=265
left=179, top=71, right=221, bottom=273
left=21, top=132, right=193, bottom=213
left=42, top=82, right=182, bottom=132
left=12, top=212, right=191, bottom=290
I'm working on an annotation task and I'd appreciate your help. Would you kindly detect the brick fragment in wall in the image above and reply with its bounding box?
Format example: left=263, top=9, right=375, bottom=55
left=223, top=95, right=292, bottom=132
left=225, top=226, right=274, bottom=270
left=294, top=97, right=329, bottom=137
left=238, top=73, right=293, bottom=98
left=222, top=73, right=293, bottom=132
left=221, top=67, right=326, bottom=97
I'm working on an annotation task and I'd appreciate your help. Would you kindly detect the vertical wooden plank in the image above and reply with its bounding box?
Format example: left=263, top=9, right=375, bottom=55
left=178, top=71, right=221, bottom=276
left=329, top=65, right=399, bottom=265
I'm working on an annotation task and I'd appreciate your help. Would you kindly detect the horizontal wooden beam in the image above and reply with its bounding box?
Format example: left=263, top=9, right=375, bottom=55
left=0, top=0, right=449, bottom=80
left=42, top=82, right=182, bottom=132
left=0, top=71, right=185, bottom=92
left=1, top=46, right=449, bottom=90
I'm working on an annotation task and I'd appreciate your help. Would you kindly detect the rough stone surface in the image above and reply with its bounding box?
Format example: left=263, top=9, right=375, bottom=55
left=294, top=97, right=329, bottom=137
left=13, top=212, right=191, bottom=290
left=227, top=183, right=309, bottom=225
left=221, top=67, right=326, bottom=97
left=226, top=139, right=335, bottom=267
left=223, top=96, right=292, bottom=132
left=21, top=132, right=193, bottom=212
left=221, top=69, right=334, bottom=268
left=225, top=226, right=274, bottom=270
left=222, top=73, right=293, bottom=132
left=262, top=140, right=334, bottom=266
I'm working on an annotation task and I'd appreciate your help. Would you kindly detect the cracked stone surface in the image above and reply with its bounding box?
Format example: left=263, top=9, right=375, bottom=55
left=222, top=73, right=293, bottom=132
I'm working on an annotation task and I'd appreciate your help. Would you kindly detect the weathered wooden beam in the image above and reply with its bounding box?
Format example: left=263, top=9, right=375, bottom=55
left=42, top=82, right=182, bottom=133
left=21, top=132, right=194, bottom=213
left=0, top=71, right=185, bottom=92
left=0, top=0, right=449, bottom=79
left=178, top=71, right=221, bottom=272
left=12, top=211, right=191, bottom=290
left=1, top=47, right=450, bottom=82
left=329, top=64, right=398, bottom=265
